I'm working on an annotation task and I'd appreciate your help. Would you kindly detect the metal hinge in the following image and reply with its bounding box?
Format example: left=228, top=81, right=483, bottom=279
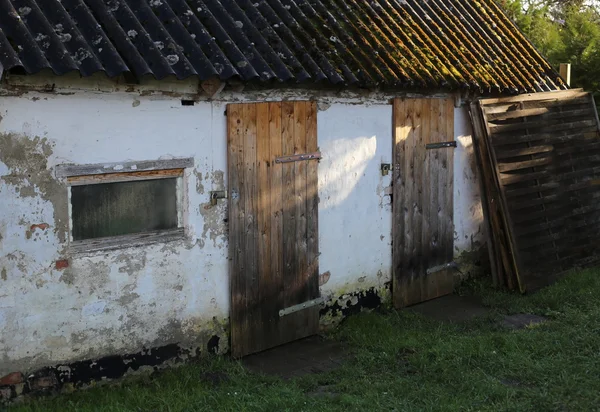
left=426, top=141, right=457, bottom=150
left=275, top=152, right=321, bottom=164
left=279, top=297, right=325, bottom=317
left=426, top=261, right=458, bottom=275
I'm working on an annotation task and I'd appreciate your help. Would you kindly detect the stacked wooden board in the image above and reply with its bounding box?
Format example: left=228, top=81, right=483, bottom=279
left=470, top=89, right=600, bottom=291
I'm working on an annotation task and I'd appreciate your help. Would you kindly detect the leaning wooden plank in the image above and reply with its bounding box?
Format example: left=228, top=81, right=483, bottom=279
left=497, top=156, right=554, bottom=172
left=479, top=89, right=585, bottom=105
left=485, top=104, right=592, bottom=120
left=476, top=102, right=516, bottom=288
left=506, top=177, right=600, bottom=202
left=483, top=97, right=591, bottom=115
left=480, top=100, right=525, bottom=292
left=469, top=102, right=501, bottom=287
left=517, top=213, right=600, bottom=239
left=486, top=109, right=594, bottom=132
left=490, top=119, right=597, bottom=137
left=490, top=128, right=599, bottom=146
left=495, top=145, right=554, bottom=160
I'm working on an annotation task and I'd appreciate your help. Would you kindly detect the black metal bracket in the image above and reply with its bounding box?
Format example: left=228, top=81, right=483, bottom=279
left=426, top=141, right=457, bottom=150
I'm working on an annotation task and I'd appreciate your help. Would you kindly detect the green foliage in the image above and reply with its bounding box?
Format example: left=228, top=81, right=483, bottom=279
left=500, top=0, right=600, bottom=100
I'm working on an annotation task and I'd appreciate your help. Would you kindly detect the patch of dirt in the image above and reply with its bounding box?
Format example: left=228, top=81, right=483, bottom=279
left=407, top=294, right=490, bottom=323
left=501, top=314, right=548, bottom=330
left=242, top=335, right=347, bottom=379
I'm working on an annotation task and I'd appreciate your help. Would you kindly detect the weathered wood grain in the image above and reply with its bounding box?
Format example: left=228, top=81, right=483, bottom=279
left=229, top=101, right=319, bottom=357
left=393, top=98, right=455, bottom=308
left=392, top=98, right=408, bottom=309
left=305, top=101, right=320, bottom=333
left=256, top=102, right=274, bottom=345
left=67, top=168, right=184, bottom=186
left=227, top=103, right=246, bottom=358
left=56, top=158, right=194, bottom=178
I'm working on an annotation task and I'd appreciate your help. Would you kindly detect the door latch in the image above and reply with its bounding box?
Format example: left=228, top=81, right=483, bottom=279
left=210, top=190, right=227, bottom=206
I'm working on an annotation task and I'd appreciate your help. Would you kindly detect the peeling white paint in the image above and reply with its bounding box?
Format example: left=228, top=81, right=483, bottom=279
left=0, top=89, right=483, bottom=376
left=82, top=301, right=107, bottom=316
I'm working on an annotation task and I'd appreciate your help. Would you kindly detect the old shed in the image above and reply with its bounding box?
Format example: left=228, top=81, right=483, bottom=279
left=0, top=0, right=565, bottom=386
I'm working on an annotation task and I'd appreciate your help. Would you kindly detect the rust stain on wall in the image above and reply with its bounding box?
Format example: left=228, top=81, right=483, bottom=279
left=25, top=223, right=50, bottom=239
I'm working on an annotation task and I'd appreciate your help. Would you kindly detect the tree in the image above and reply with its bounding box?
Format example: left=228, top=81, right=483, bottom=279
left=500, top=0, right=600, bottom=99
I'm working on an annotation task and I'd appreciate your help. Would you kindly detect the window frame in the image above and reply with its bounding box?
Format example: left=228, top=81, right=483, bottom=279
left=56, top=158, right=193, bottom=254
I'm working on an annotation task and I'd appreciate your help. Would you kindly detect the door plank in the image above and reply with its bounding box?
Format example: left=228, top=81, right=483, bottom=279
left=293, top=101, right=309, bottom=336
left=242, top=103, right=260, bottom=355
left=305, top=101, right=320, bottom=331
left=256, top=102, right=274, bottom=344
left=305, top=101, right=319, bottom=280
left=419, top=99, right=432, bottom=298
left=438, top=99, right=456, bottom=297
left=227, top=104, right=246, bottom=358
left=405, top=99, right=424, bottom=305
left=427, top=99, right=441, bottom=297
left=392, top=98, right=411, bottom=308
left=281, top=101, right=296, bottom=306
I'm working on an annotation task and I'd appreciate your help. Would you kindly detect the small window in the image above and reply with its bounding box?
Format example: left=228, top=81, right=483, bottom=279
left=57, top=158, right=193, bottom=252
left=71, top=178, right=178, bottom=240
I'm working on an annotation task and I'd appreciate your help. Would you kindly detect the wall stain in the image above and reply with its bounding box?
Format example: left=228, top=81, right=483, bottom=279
left=82, top=260, right=110, bottom=294
left=58, top=269, right=75, bottom=285
left=116, top=292, right=140, bottom=306
left=207, top=335, right=220, bottom=354
left=198, top=170, right=227, bottom=248
left=194, top=169, right=205, bottom=194
left=320, top=282, right=391, bottom=327
left=0, top=133, right=68, bottom=242
left=114, top=251, right=147, bottom=275
left=25, top=223, right=50, bottom=240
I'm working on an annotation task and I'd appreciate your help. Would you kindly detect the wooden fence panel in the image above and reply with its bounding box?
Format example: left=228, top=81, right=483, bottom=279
left=473, top=89, right=600, bottom=290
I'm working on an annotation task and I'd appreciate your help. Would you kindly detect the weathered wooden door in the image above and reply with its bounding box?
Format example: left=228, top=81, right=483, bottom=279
left=392, top=98, right=456, bottom=308
left=227, top=101, right=320, bottom=358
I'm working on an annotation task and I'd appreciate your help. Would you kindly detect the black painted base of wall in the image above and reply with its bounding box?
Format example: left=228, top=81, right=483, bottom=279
left=0, top=336, right=222, bottom=403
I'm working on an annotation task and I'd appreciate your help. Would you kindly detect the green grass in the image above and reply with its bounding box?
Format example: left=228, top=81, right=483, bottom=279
left=9, top=269, right=600, bottom=412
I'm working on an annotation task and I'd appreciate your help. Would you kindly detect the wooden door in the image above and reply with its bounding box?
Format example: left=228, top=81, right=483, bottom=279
left=227, top=101, right=320, bottom=358
left=392, top=98, right=456, bottom=308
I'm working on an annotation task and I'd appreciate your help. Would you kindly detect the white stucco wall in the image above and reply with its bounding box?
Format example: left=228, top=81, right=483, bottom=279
left=0, top=88, right=483, bottom=376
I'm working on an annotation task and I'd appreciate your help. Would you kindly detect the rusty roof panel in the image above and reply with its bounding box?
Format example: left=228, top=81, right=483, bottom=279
left=0, top=0, right=565, bottom=93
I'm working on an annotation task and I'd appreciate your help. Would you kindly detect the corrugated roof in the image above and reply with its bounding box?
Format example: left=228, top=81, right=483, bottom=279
left=0, top=0, right=565, bottom=93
